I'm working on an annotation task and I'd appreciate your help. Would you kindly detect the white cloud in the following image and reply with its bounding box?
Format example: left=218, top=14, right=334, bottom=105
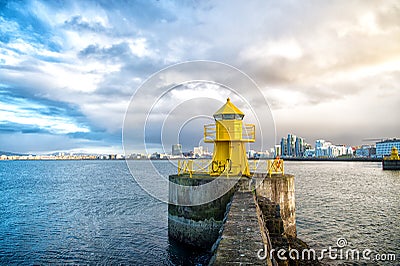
left=241, top=39, right=303, bottom=61
left=0, top=100, right=89, bottom=134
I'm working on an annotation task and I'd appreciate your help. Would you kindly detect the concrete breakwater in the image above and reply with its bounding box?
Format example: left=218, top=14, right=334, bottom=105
left=382, top=159, right=400, bottom=170
left=253, top=173, right=320, bottom=265
left=210, top=191, right=265, bottom=265
left=168, top=175, right=237, bottom=247
left=168, top=173, right=320, bottom=265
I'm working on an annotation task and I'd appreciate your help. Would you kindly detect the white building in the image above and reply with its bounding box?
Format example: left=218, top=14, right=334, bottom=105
left=193, top=146, right=209, bottom=158
left=247, top=149, right=256, bottom=159
left=304, top=149, right=315, bottom=157
left=355, top=145, right=376, bottom=157
left=172, top=144, right=182, bottom=156
left=116, top=154, right=125, bottom=159
left=316, top=140, right=351, bottom=158
left=315, top=139, right=331, bottom=157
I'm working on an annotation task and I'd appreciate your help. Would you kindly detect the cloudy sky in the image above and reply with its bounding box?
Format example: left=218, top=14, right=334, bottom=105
left=0, top=0, right=399, bottom=154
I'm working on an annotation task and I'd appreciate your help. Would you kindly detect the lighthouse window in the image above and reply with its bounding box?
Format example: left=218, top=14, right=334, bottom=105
left=214, top=114, right=223, bottom=120
left=235, top=114, right=244, bottom=120
left=222, top=114, right=235, bottom=120
left=214, top=114, right=244, bottom=120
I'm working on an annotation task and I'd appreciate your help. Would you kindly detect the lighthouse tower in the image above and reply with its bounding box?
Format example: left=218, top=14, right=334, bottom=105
left=204, top=98, right=255, bottom=176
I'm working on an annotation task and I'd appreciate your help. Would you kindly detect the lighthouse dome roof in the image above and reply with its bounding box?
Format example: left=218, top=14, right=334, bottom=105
left=213, top=98, right=244, bottom=116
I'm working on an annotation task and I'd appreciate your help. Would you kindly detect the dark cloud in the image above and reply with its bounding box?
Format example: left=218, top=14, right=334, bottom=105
left=66, top=130, right=121, bottom=144
left=0, top=88, right=85, bottom=119
left=0, top=63, right=42, bottom=72
left=0, top=132, right=118, bottom=153
left=64, top=15, right=107, bottom=32
left=0, top=122, right=48, bottom=134
left=78, top=42, right=131, bottom=62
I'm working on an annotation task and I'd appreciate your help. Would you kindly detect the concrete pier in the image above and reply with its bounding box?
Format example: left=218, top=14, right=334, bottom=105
left=168, top=175, right=237, bottom=248
left=210, top=173, right=298, bottom=265
left=210, top=191, right=266, bottom=265
left=383, top=159, right=400, bottom=170
left=253, top=173, right=296, bottom=238
left=168, top=173, right=320, bottom=265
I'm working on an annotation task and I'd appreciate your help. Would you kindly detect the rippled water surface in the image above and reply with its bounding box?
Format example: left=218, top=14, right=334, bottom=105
left=286, top=161, right=400, bottom=265
left=0, top=160, right=207, bottom=265
left=0, top=160, right=399, bottom=265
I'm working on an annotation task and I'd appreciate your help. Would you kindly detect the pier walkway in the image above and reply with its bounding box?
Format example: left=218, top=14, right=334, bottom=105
left=212, top=191, right=266, bottom=265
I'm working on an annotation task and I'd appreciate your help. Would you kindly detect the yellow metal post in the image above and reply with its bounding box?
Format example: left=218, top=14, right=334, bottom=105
left=267, top=157, right=284, bottom=177
left=188, top=160, right=193, bottom=178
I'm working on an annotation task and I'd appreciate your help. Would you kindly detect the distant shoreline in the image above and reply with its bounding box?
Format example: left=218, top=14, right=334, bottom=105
left=250, top=157, right=381, bottom=162
left=1, top=157, right=382, bottom=162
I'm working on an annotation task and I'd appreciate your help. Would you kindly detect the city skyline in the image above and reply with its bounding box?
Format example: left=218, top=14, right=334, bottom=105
left=1, top=135, right=396, bottom=158
left=1, top=1, right=399, bottom=154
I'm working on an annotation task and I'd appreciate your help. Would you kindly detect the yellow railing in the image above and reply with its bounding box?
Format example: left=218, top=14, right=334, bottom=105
left=177, top=159, right=242, bottom=178
left=178, top=159, right=210, bottom=178
left=249, top=158, right=284, bottom=177
left=204, top=124, right=216, bottom=143
left=267, top=158, right=284, bottom=176
left=203, top=123, right=255, bottom=142
left=177, top=158, right=284, bottom=178
left=243, top=124, right=255, bottom=141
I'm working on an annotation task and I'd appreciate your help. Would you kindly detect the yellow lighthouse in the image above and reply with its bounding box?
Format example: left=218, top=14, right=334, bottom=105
left=204, top=98, right=255, bottom=176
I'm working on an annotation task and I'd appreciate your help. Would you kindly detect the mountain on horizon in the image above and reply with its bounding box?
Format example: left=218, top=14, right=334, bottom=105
left=0, top=151, right=29, bottom=156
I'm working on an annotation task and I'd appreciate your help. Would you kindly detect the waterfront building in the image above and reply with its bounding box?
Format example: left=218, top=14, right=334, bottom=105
left=150, top=152, right=160, bottom=159
left=254, top=151, right=269, bottom=159
left=193, top=146, right=209, bottom=158
left=315, top=140, right=353, bottom=158
left=315, top=139, right=332, bottom=157
left=172, top=144, right=182, bottom=156
left=128, top=153, right=147, bottom=160
left=376, top=139, right=400, bottom=157
left=355, top=145, right=376, bottom=157
left=279, top=134, right=308, bottom=157
left=295, top=137, right=305, bottom=157
left=247, top=149, right=256, bottom=159
left=280, top=137, right=288, bottom=157
left=304, top=149, right=315, bottom=157
left=286, top=134, right=296, bottom=157
left=328, top=144, right=349, bottom=157
left=347, top=147, right=354, bottom=156
left=160, top=153, right=169, bottom=159
left=274, top=145, right=281, bottom=157
left=193, top=146, right=202, bottom=157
